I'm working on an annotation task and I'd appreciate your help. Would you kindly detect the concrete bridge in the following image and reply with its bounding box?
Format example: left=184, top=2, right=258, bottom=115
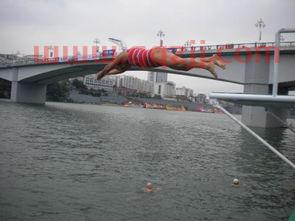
left=0, top=40, right=295, bottom=128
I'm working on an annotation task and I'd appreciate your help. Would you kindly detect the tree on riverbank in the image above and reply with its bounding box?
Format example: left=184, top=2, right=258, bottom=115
left=46, top=80, right=70, bottom=102
left=71, top=79, right=88, bottom=93
left=71, top=79, right=107, bottom=97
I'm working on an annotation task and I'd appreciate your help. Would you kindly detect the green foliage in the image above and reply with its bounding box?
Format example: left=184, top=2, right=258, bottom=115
left=153, top=94, right=162, bottom=99
left=46, top=80, right=70, bottom=102
left=129, top=92, right=151, bottom=98
left=71, top=79, right=88, bottom=93
left=71, top=79, right=108, bottom=97
left=0, top=79, right=11, bottom=98
left=83, top=88, right=102, bottom=97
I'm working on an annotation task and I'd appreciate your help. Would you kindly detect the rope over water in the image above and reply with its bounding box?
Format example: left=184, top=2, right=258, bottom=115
left=215, top=103, right=295, bottom=170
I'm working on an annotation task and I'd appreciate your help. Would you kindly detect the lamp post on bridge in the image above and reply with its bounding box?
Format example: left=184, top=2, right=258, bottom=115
left=184, top=40, right=192, bottom=48
left=184, top=40, right=193, bottom=52
left=280, top=35, right=285, bottom=42
left=93, top=38, right=100, bottom=54
left=255, top=18, right=266, bottom=42
left=157, top=30, right=165, bottom=47
left=48, top=45, right=54, bottom=58
left=150, top=30, right=168, bottom=85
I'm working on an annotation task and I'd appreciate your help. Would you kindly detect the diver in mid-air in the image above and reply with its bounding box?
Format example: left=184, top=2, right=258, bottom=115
left=96, top=46, right=226, bottom=80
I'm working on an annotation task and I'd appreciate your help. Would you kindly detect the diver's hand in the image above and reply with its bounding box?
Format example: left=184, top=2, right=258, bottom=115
left=96, top=71, right=104, bottom=80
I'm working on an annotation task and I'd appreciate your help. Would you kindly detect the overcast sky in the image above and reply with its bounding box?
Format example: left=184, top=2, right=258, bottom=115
left=1, top=0, right=294, bottom=94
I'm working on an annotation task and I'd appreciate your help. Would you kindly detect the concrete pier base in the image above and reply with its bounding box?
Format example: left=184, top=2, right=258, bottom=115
left=241, top=84, right=288, bottom=128
left=242, top=105, right=288, bottom=128
left=11, top=82, right=47, bottom=104
left=240, top=55, right=288, bottom=128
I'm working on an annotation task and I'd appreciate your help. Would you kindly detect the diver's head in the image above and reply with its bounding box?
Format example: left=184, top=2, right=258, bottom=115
left=145, top=182, right=154, bottom=192
left=146, top=182, right=153, bottom=190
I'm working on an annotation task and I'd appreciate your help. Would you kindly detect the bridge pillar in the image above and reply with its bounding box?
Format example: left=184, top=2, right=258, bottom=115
left=11, top=82, right=47, bottom=104
left=241, top=54, right=288, bottom=128
left=9, top=68, right=47, bottom=104
left=241, top=97, right=288, bottom=128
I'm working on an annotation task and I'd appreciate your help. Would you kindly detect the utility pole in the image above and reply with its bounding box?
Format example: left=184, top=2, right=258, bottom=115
left=255, top=18, right=266, bottom=42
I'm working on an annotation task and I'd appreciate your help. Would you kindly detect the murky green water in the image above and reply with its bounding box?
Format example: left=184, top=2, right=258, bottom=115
left=0, top=101, right=294, bottom=220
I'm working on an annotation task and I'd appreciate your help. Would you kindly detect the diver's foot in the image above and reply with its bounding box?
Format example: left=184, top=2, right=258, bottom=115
left=213, top=54, right=226, bottom=70
left=206, top=62, right=218, bottom=79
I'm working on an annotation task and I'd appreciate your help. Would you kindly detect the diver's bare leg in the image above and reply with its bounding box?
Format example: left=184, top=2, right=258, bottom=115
left=152, top=49, right=218, bottom=78
left=169, top=58, right=217, bottom=78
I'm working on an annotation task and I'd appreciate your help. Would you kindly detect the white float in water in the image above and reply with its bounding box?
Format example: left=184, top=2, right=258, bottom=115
left=232, top=178, right=240, bottom=187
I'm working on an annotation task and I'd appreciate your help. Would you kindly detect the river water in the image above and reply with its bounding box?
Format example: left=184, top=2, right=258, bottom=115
left=0, top=101, right=294, bottom=221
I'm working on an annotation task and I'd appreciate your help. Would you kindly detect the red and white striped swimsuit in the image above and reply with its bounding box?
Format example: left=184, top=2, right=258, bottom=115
left=127, top=47, right=160, bottom=67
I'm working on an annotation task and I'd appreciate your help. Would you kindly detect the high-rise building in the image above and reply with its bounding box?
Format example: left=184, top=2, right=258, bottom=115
left=147, top=72, right=155, bottom=82
left=147, top=71, right=167, bottom=83
left=115, top=75, right=154, bottom=95
left=154, top=81, right=176, bottom=98
left=176, top=86, right=194, bottom=98
left=156, top=72, right=168, bottom=83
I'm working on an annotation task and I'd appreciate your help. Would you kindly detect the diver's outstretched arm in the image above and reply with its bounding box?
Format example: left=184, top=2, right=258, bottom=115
left=107, top=69, right=122, bottom=75
left=96, top=51, right=130, bottom=80
left=96, top=63, right=130, bottom=80
left=107, top=68, right=125, bottom=75
left=96, top=62, right=117, bottom=80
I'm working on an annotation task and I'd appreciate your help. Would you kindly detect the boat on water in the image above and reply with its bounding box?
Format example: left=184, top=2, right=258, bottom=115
left=143, top=103, right=166, bottom=110
left=196, top=106, right=223, bottom=114
left=165, top=105, right=186, bottom=112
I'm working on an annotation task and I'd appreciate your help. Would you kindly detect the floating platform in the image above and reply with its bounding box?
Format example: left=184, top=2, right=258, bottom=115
left=209, top=93, right=295, bottom=108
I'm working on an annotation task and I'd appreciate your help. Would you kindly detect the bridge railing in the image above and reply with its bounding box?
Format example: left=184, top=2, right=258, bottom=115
left=171, top=41, right=295, bottom=54
left=1, top=41, right=295, bottom=67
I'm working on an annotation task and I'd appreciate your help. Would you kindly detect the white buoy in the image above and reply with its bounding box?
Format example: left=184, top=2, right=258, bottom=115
left=232, top=178, right=240, bottom=187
